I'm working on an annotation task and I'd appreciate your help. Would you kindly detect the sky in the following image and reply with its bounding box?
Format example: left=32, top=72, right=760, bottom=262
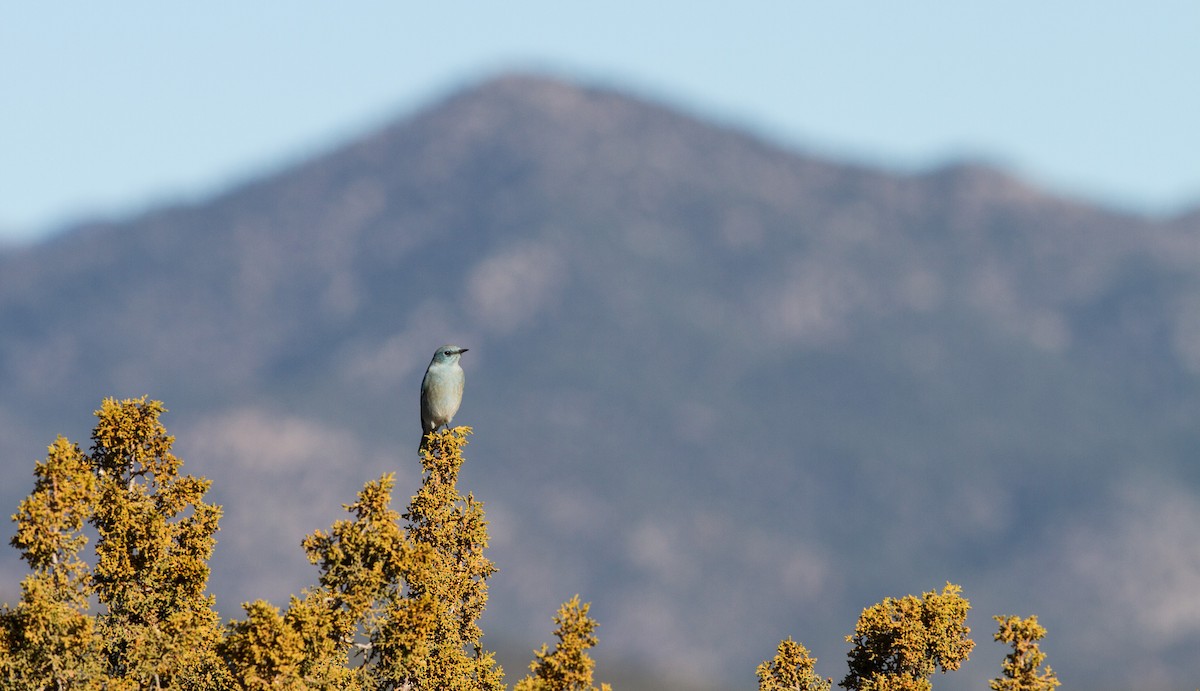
left=3, top=2, right=1199, bottom=243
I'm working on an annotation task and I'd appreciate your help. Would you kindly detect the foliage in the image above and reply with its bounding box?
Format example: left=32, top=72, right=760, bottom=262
left=88, top=398, right=229, bottom=688
left=840, top=583, right=974, bottom=691
left=280, top=426, right=505, bottom=690
left=0, top=402, right=539, bottom=689
left=1, top=397, right=230, bottom=689
left=218, top=600, right=307, bottom=690
left=756, top=637, right=830, bottom=691
left=390, top=427, right=504, bottom=691
left=514, top=595, right=612, bottom=691
left=2, top=437, right=101, bottom=689
left=989, top=615, right=1059, bottom=691
left=4, top=397, right=1067, bottom=691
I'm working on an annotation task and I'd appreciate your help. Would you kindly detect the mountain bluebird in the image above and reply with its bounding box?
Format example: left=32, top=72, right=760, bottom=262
left=420, top=344, right=468, bottom=448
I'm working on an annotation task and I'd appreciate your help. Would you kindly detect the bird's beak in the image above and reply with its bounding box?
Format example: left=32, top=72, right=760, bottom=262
left=459, top=348, right=469, bottom=354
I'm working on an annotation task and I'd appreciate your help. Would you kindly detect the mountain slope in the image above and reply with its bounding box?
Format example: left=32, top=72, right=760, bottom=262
left=3, top=73, right=1200, bottom=689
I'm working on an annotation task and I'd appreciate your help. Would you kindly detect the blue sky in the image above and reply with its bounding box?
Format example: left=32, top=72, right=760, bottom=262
left=3, top=2, right=1198, bottom=243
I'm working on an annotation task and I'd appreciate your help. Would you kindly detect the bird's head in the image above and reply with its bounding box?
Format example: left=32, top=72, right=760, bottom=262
left=431, top=344, right=468, bottom=364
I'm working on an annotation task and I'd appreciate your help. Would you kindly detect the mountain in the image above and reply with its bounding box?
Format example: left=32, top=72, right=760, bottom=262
left=3, top=73, right=1200, bottom=689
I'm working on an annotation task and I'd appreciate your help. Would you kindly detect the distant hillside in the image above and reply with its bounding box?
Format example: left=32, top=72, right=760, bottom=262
left=3, top=73, right=1199, bottom=690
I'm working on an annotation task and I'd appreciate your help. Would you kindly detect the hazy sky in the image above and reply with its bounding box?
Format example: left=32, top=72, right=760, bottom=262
left=3, top=2, right=1198, bottom=242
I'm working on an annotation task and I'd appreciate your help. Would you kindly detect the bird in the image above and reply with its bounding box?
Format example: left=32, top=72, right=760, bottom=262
left=419, top=344, right=468, bottom=449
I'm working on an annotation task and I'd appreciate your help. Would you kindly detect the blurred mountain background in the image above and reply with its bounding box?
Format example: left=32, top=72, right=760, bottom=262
left=3, top=74, right=1200, bottom=690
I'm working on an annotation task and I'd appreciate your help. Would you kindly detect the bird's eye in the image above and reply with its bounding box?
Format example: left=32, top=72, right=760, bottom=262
left=443, top=350, right=451, bottom=356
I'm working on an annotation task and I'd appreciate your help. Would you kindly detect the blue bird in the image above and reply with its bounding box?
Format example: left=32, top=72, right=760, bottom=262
left=420, top=344, right=468, bottom=448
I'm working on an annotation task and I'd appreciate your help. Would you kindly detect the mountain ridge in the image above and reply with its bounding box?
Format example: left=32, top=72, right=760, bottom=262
left=9, top=72, right=1169, bottom=254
